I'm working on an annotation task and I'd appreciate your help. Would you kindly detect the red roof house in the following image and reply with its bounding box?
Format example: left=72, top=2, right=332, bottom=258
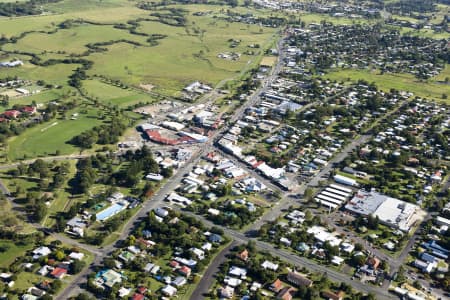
left=178, top=265, right=191, bottom=277
left=237, top=249, right=249, bottom=261
left=21, top=106, right=37, bottom=114
left=270, top=278, right=284, bottom=293
left=132, top=293, right=144, bottom=300
left=3, top=110, right=20, bottom=119
left=169, top=260, right=180, bottom=268
left=50, top=267, right=67, bottom=279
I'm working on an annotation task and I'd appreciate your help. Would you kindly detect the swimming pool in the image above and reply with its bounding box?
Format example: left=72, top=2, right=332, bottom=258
left=96, top=203, right=126, bottom=221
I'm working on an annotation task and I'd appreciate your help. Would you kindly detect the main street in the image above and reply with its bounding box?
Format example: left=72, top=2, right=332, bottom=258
left=56, top=34, right=287, bottom=300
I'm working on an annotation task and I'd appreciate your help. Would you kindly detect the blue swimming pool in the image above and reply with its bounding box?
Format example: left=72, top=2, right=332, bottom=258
left=96, top=203, right=126, bottom=221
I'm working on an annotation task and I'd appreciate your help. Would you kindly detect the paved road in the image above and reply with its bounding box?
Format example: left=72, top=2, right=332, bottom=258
left=189, top=242, right=238, bottom=300
left=181, top=211, right=393, bottom=300
left=247, top=134, right=371, bottom=232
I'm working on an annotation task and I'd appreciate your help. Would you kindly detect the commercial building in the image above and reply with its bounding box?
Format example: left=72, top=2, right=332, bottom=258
left=345, top=190, right=423, bottom=232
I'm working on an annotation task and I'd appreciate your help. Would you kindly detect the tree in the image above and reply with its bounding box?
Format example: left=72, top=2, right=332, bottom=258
left=70, top=259, right=86, bottom=274
left=74, top=293, right=94, bottom=300
left=161, top=167, right=173, bottom=178
left=273, top=190, right=281, bottom=200
left=304, top=187, right=314, bottom=203
left=104, top=257, right=116, bottom=269
left=396, top=266, right=406, bottom=282
left=227, top=0, right=238, bottom=7
left=51, top=279, right=62, bottom=293
left=54, top=250, right=65, bottom=261
left=354, top=243, right=364, bottom=252
left=53, top=173, right=65, bottom=188
left=29, top=159, right=49, bottom=179
left=351, top=254, right=366, bottom=267
left=304, top=209, right=312, bottom=221
left=33, top=202, right=48, bottom=222
left=367, top=214, right=379, bottom=230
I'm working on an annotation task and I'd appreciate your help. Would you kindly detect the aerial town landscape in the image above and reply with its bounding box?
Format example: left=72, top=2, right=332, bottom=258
left=0, top=0, right=449, bottom=300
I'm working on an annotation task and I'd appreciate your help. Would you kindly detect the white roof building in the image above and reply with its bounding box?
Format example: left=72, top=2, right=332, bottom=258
left=228, top=266, right=247, bottom=278
left=161, top=285, right=177, bottom=297
left=32, top=246, right=51, bottom=260
left=307, top=226, right=342, bottom=247
left=345, top=190, right=423, bottom=232
left=261, top=260, right=279, bottom=271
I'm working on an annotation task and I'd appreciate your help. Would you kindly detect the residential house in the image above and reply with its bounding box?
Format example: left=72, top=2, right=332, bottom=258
left=3, top=110, right=20, bottom=119
left=277, top=287, right=296, bottom=300
left=237, top=249, right=249, bottom=261
left=96, top=269, right=122, bottom=288
left=321, top=290, right=345, bottom=300
left=69, top=252, right=84, bottom=261
left=32, top=246, right=51, bottom=260
left=161, top=285, right=177, bottom=297
left=118, top=251, right=135, bottom=263
left=366, top=257, right=380, bottom=270
left=28, top=287, right=46, bottom=298
left=270, top=278, right=284, bottom=293
left=37, top=265, right=51, bottom=276
left=131, top=293, right=144, bottom=300
left=261, top=260, right=279, bottom=271
left=173, top=276, right=187, bottom=287
left=169, top=260, right=180, bottom=269
left=118, top=287, right=131, bottom=298
left=50, top=267, right=67, bottom=279
left=208, top=233, right=223, bottom=243
left=228, top=266, right=247, bottom=278
left=178, top=266, right=191, bottom=277
left=21, top=106, right=37, bottom=114
left=219, top=286, right=234, bottom=299
left=286, top=272, right=313, bottom=287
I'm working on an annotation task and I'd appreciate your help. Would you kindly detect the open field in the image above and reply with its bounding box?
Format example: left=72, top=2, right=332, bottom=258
left=398, top=27, right=450, bottom=39
left=323, top=69, right=450, bottom=102
left=0, top=1, right=278, bottom=97
left=7, top=107, right=104, bottom=160
left=299, top=13, right=372, bottom=25
left=3, top=24, right=147, bottom=55
left=0, top=61, right=81, bottom=87
left=87, top=16, right=277, bottom=95
left=260, top=56, right=277, bottom=67
left=0, top=240, right=34, bottom=268
left=82, top=79, right=159, bottom=107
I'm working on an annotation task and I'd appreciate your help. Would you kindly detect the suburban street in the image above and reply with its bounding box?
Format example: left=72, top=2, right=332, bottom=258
left=189, top=242, right=238, bottom=300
